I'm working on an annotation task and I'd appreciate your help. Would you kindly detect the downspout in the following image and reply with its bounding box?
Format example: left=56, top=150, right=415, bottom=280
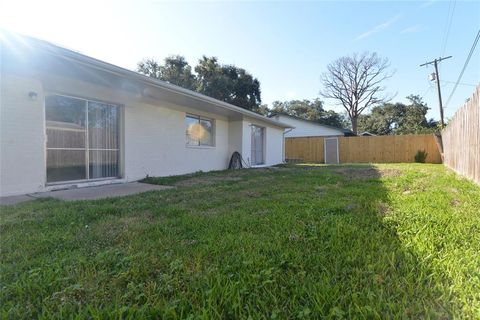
left=282, top=128, right=293, bottom=163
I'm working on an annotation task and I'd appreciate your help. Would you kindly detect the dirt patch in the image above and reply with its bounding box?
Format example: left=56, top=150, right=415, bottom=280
left=377, top=202, right=390, bottom=216
left=315, top=186, right=327, bottom=195
left=118, top=214, right=154, bottom=226
left=241, top=190, right=264, bottom=198
left=447, top=187, right=459, bottom=194
left=334, top=167, right=401, bottom=180
left=344, top=203, right=358, bottom=211
left=175, top=176, right=242, bottom=187
left=450, top=199, right=461, bottom=207
left=92, top=213, right=154, bottom=241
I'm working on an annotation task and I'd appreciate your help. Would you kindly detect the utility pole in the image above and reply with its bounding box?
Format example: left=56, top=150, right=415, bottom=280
left=420, top=56, right=452, bottom=126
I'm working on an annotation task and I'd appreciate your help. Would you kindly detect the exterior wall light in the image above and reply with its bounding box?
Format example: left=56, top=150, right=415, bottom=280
left=28, top=91, right=38, bottom=100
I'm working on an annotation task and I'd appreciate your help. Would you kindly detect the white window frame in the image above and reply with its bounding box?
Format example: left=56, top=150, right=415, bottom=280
left=251, top=125, right=266, bottom=166
left=44, top=93, right=122, bottom=185
left=185, top=113, right=215, bottom=147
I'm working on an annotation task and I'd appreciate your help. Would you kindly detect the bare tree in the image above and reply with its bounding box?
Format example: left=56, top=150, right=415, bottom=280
left=320, top=52, right=393, bottom=133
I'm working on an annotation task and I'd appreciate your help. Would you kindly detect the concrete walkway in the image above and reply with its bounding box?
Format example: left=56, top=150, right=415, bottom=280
left=0, top=182, right=172, bottom=206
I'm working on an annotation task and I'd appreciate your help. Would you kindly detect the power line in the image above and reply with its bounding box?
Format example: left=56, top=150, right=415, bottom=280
left=441, top=80, right=477, bottom=87
left=420, top=85, right=433, bottom=102
left=444, top=29, right=480, bottom=108
left=440, top=0, right=457, bottom=57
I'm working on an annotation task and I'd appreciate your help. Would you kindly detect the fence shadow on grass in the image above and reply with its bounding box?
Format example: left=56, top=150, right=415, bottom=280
left=277, top=164, right=454, bottom=318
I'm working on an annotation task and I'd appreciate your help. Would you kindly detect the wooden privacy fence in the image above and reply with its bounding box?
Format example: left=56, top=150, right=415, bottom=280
left=442, top=85, right=480, bottom=184
left=285, top=134, right=442, bottom=164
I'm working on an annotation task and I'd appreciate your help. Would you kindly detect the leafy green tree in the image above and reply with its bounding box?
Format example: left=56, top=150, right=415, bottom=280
left=254, top=104, right=270, bottom=116
left=137, top=58, right=162, bottom=79
left=396, top=95, right=438, bottom=134
left=358, top=95, right=439, bottom=135
left=270, top=99, right=347, bottom=127
left=137, top=56, right=196, bottom=90
left=160, top=55, right=196, bottom=90
left=137, top=55, right=262, bottom=111
left=357, top=103, right=401, bottom=135
left=195, top=56, right=261, bottom=111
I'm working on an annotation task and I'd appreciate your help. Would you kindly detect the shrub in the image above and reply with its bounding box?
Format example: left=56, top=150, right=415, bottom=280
left=414, top=150, right=428, bottom=163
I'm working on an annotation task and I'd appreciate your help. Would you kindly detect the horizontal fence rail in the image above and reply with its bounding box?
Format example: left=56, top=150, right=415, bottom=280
left=442, top=85, right=480, bottom=184
left=285, top=134, right=442, bottom=164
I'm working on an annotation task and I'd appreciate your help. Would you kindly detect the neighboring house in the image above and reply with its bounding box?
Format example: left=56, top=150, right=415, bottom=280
left=269, top=113, right=354, bottom=138
left=0, top=33, right=291, bottom=197
left=359, top=132, right=377, bottom=136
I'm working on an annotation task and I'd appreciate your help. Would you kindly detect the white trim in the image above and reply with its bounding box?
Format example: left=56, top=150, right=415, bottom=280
left=185, top=145, right=216, bottom=149
left=44, top=93, right=122, bottom=183
left=250, top=164, right=269, bottom=168
left=251, top=124, right=266, bottom=165
left=185, top=113, right=216, bottom=147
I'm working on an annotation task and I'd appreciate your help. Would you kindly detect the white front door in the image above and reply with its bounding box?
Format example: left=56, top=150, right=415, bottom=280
left=251, top=125, right=265, bottom=165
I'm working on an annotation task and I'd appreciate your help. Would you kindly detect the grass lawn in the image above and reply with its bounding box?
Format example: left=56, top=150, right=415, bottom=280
left=1, top=164, right=479, bottom=319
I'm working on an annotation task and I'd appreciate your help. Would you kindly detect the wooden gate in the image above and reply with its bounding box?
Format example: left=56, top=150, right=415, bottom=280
left=324, top=138, right=339, bottom=164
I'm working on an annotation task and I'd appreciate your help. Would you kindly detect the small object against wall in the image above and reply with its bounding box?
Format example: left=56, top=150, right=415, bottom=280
left=28, top=91, right=38, bottom=100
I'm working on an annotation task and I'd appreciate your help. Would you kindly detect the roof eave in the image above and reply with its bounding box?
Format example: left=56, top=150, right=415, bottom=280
left=24, top=35, right=292, bottom=129
left=270, top=112, right=352, bottom=133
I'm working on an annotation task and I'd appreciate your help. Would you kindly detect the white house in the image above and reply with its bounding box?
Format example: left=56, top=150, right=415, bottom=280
left=0, top=33, right=291, bottom=197
left=269, top=113, right=353, bottom=138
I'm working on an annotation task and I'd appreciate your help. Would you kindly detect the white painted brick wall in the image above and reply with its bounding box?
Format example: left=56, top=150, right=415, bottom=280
left=0, top=73, right=285, bottom=196
left=1, top=75, right=46, bottom=196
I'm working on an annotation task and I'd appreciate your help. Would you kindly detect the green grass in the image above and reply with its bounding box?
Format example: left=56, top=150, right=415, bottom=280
left=1, top=164, right=479, bottom=319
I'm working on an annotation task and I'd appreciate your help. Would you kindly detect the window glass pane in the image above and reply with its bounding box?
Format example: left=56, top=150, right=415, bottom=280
left=199, top=118, right=214, bottom=146
left=47, top=150, right=86, bottom=182
left=186, top=115, right=200, bottom=145
left=46, top=127, right=85, bottom=149
left=45, top=95, right=122, bottom=183
left=251, top=125, right=264, bottom=165
left=88, top=101, right=119, bottom=149
left=89, top=150, right=119, bottom=179
left=45, top=95, right=86, bottom=148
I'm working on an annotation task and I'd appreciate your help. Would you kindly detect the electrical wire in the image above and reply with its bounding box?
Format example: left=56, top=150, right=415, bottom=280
left=419, top=85, right=433, bottom=103
left=441, top=80, right=477, bottom=87
left=440, top=0, right=457, bottom=58
left=444, top=29, right=480, bottom=108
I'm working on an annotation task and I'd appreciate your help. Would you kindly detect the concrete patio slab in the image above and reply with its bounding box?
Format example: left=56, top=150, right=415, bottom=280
left=1, top=182, right=172, bottom=205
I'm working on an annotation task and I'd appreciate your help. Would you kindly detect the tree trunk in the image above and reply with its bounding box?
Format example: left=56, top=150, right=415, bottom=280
left=351, top=117, right=358, bottom=134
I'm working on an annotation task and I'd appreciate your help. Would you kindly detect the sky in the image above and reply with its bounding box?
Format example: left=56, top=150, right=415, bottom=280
left=1, top=0, right=479, bottom=121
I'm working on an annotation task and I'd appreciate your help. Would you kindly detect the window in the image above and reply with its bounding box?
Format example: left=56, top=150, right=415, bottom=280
left=185, top=114, right=214, bottom=146
left=251, top=125, right=265, bottom=165
left=45, top=95, right=120, bottom=183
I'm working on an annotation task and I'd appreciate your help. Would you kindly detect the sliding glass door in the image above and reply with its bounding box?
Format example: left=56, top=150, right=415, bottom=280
left=251, top=125, right=265, bottom=165
left=45, top=95, right=120, bottom=183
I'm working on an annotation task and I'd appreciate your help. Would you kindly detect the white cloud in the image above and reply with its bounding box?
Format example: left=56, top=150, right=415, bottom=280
left=419, top=0, right=436, bottom=9
left=400, top=25, right=422, bottom=34
left=355, top=14, right=402, bottom=41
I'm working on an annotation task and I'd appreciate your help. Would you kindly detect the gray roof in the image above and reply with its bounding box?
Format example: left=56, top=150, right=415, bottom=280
left=269, top=113, right=354, bottom=135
